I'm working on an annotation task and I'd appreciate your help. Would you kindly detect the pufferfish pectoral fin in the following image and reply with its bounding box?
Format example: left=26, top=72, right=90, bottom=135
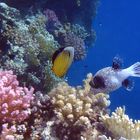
left=122, top=78, right=134, bottom=91
left=52, top=47, right=74, bottom=77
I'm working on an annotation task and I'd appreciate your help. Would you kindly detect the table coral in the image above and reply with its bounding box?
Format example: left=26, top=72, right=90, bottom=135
left=0, top=70, right=34, bottom=123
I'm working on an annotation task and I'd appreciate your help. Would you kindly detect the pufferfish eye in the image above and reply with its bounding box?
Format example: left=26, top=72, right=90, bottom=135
left=89, top=76, right=105, bottom=89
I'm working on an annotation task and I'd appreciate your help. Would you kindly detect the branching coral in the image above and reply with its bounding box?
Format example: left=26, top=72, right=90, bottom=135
left=45, top=73, right=110, bottom=139
left=12, top=73, right=110, bottom=139
left=102, top=107, right=140, bottom=140
left=0, top=70, right=34, bottom=123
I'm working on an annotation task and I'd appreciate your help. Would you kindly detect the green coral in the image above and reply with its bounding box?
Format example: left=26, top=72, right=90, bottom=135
left=43, top=61, right=65, bottom=93
left=0, top=3, right=64, bottom=93
left=35, top=33, right=59, bottom=60
left=64, top=23, right=89, bottom=40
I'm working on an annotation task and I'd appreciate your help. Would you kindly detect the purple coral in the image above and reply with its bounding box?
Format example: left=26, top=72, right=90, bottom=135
left=44, top=9, right=62, bottom=33
left=44, top=9, right=87, bottom=60
left=44, top=9, right=60, bottom=23
left=0, top=70, right=34, bottom=123
left=59, top=32, right=87, bottom=60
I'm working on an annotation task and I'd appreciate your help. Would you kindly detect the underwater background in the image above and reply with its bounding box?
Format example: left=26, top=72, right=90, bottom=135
left=1, top=0, right=140, bottom=139
left=68, top=0, right=140, bottom=120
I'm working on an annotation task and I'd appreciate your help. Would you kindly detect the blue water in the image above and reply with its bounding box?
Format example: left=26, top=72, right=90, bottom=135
left=68, top=0, right=140, bottom=120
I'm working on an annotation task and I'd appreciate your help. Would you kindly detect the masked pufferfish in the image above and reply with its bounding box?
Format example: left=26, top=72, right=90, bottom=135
left=89, top=56, right=140, bottom=94
left=52, top=47, right=74, bottom=77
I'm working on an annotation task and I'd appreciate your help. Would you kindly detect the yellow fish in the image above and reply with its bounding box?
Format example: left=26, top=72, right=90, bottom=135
left=52, top=47, right=74, bottom=77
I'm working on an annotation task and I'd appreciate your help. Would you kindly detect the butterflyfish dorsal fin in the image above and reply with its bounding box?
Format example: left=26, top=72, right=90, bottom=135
left=52, top=47, right=65, bottom=64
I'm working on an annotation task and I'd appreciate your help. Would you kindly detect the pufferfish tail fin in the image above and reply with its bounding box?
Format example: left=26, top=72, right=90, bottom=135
left=127, top=62, right=140, bottom=77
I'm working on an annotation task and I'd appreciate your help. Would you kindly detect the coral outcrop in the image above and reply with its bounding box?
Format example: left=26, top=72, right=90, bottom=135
left=40, top=73, right=110, bottom=140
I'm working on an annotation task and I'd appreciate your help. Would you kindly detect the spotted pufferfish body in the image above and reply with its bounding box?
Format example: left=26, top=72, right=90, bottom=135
left=90, top=57, right=140, bottom=94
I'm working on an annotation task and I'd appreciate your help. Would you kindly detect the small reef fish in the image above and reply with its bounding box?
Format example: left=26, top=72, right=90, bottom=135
left=89, top=56, right=140, bottom=94
left=52, top=47, right=74, bottom=77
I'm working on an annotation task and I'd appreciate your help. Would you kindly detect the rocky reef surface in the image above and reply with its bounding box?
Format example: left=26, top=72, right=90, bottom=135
left=0, top=1, right=140, bottom=140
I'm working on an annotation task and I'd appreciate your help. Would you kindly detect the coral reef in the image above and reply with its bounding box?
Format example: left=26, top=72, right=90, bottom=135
left=0, top=71, right=140, bottom=139
left=0, top=1, right=140, bottom=140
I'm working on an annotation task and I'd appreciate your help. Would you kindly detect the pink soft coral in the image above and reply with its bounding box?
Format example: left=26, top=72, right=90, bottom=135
left=0, top=70, right=34, bottom=123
